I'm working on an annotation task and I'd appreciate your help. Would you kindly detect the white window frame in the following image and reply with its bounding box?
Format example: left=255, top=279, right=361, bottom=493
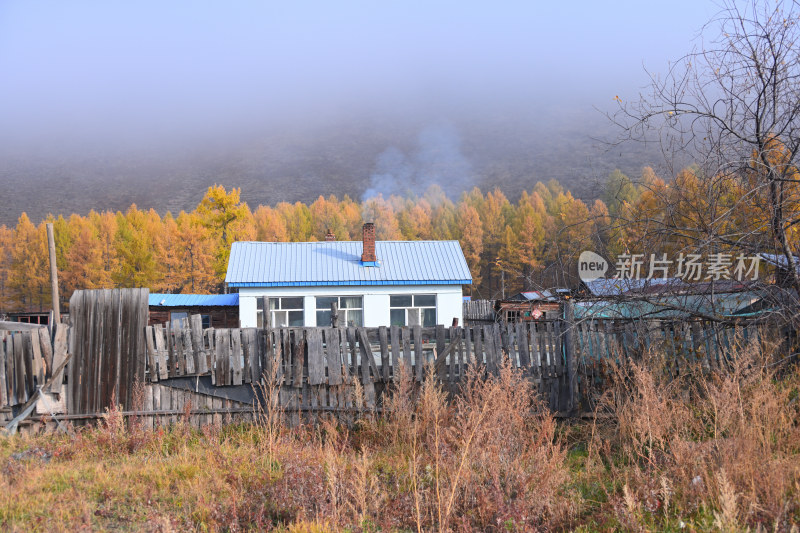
left=389, top=294, right=437, bottom=327
left=257, top=297, right=305, bottom=327
left=315, top=296, right=364, bottom=327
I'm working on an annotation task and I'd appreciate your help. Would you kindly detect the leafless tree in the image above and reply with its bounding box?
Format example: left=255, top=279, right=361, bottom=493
left=610, top=0, right=800, bottom=321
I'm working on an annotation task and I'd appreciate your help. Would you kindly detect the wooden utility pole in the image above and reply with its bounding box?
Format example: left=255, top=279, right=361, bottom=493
left=46, top=223, right=60, bottom=325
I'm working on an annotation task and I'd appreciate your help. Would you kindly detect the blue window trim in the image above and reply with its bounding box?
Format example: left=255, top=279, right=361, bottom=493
left=228, top=280, right=472, bottom=288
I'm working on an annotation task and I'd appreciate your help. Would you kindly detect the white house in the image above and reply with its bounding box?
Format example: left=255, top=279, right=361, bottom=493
left=225, top=223, right=472, bottom=328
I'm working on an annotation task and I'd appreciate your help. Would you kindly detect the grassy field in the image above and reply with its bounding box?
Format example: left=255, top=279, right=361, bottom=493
left=0, top=345, right=799, bottom=532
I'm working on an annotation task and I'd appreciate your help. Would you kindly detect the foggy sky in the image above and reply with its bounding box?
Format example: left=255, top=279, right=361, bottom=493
left=0, top=1, right=719, bottom=222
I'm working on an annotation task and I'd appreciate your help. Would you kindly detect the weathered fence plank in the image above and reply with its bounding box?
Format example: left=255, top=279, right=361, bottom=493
left=230, top=329, right=243, bottom=385
left=401, top=326, right=412, bottom=378
left=0, top=334, right=8, bottom=407
left=482, top=325, right=496, bottom=373
left=292, top=330, right=305, bottom=389
left=325, top=328, right=342, bottom=386
left=357, top=328, right=380, bottom=383
left=182, top=323, right=196, bottom=375
left=145, top=326, right=158, bottom=382
left=378, top=326, right=390, bottom=382
left=307, top=328, right=325, bottom=385
left=413, top=325, right=424, bottom=381
left=390, top=325, right=401, bottom=380
left=190, top=315, right=205, bottom=375
left=154, top=324, right=168, bottom=380
left=14, top=331, right=28, bottom=405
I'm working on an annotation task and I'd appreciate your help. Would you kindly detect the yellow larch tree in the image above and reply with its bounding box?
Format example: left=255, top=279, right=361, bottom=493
left=112, top=206, right=161, bottom=288
left=363, top=195, right=402, bottom=240
left=455, top=203, right=484, bottom=288
left=195, top=185, right=254, bottom=278
left=0, top=225, right=12, bottom=313
left=61, top=214, right=105, bottom=296
left=175, top=211, right=218, bottom=293
left=253, top=205, right=289, bottom=242
left=9, top=214, right=50, bottom=310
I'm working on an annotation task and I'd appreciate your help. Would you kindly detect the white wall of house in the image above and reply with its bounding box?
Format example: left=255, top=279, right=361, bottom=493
left=237, top=285, right=464, bottom=328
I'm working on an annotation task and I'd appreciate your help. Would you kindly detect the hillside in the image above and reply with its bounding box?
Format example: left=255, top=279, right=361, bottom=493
left=0, top=106, right=667, bottom=226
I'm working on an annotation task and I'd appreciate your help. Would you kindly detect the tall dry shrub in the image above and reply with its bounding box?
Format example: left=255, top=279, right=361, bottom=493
left=391, top=359, right=572, bottom=531
left=384, top=360, right=416, bottom=450
left=253, top=352, right=285, bottom=458
left=595, top=337, right=800, bottom=529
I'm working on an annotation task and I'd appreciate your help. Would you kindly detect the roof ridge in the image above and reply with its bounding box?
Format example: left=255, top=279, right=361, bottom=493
left=233, top=240, right=462, bottom=244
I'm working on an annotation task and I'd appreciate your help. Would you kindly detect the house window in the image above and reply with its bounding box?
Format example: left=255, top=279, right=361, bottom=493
left=170, top=311, right=188, bottom=326
left=390, top=294, right=436, bottom=327
left=257, top=297, right=304, bottom=327
left=316, top=296, right=363, bottom=327
left=169, top=311, right=211, bottom=328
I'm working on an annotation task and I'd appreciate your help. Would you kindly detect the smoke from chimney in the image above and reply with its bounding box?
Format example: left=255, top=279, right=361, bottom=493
left=361, top=222, right=376, bottom=263
left=361, top=123, right=474, bottom=203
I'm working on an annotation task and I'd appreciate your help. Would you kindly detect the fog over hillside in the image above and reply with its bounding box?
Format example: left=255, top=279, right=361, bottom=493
left=0, top=1, right=712, bottom=226
left=0, top=104, right=672, bottom=226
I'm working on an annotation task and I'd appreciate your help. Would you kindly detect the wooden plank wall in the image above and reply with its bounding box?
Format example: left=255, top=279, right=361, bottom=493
left=138, top=383, right=254, bottom=429
left=573, top=318, right=768, bottom=366
left=571, top=317, right=775, bottom=411
left=462, top=299, right=496, bottom=324
left=144, top=321, right=570, bottom=411
left=0, top=325, right=62, bottom=410
left=67, top=288, right=148, bottom=414
left=143, top=317, right=779, bottom=416
left=3, top=299, right=782, bottom=427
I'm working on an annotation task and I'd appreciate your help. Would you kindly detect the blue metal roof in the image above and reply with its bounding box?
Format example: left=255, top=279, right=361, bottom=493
left=576, top=291, right=762, bottom=319
left=583, top=278, right=673, bottom=297
left=225, top=240, right=473, bottom=288
left=149, top=293, right=239, bottom=307
left=760, top=253, right=799, bottom=274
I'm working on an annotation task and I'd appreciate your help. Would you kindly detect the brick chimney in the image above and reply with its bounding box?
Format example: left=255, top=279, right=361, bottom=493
left=361, top=222, right=377, bottom=264
left=325, top=228, right=336, bottom=241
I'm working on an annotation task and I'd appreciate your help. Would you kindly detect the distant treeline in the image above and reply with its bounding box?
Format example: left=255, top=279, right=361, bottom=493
left=1, top=165, right=769, bottom=312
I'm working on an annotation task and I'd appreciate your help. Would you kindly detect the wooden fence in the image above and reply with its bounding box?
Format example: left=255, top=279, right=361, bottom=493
left=462, top=299, right=495, bottom=325
left=0, top=289, right=789, bottom=432
left=573, top=317, right=768, bottom=365
left=569, top=316, right=778, bottom=411
left=0, top=323, right=68, bottom=413
left=144, top=312, right=779, bottom=415
left=144, top=319, right=572, bottom=411
left=66, top=288, right=149, bottom=416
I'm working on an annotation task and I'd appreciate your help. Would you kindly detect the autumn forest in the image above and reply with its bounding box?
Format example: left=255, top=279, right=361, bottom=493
left=0, top=162, right=787, bottom=313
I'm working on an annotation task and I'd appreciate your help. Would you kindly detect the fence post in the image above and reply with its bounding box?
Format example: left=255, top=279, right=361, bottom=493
left=563, top=301, right=578, bottom=415
left=331, top=302, right=339, bottom=328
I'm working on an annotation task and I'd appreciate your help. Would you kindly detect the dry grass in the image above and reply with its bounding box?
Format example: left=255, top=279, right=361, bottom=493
left=584, top=337, right=800, bottom=531
left=0, top=343, right=798, bottom=532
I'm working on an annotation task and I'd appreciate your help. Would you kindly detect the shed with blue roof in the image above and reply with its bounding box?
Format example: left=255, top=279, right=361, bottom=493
left=226, top=223, right=472, bottom=328
left=148, top=292, right=240, bottom=328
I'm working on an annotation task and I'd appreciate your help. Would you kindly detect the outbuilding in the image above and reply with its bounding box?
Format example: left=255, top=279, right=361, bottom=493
left=148, top=293, right=240, bottom=328
left=226, top=223, right=472, bottom=328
